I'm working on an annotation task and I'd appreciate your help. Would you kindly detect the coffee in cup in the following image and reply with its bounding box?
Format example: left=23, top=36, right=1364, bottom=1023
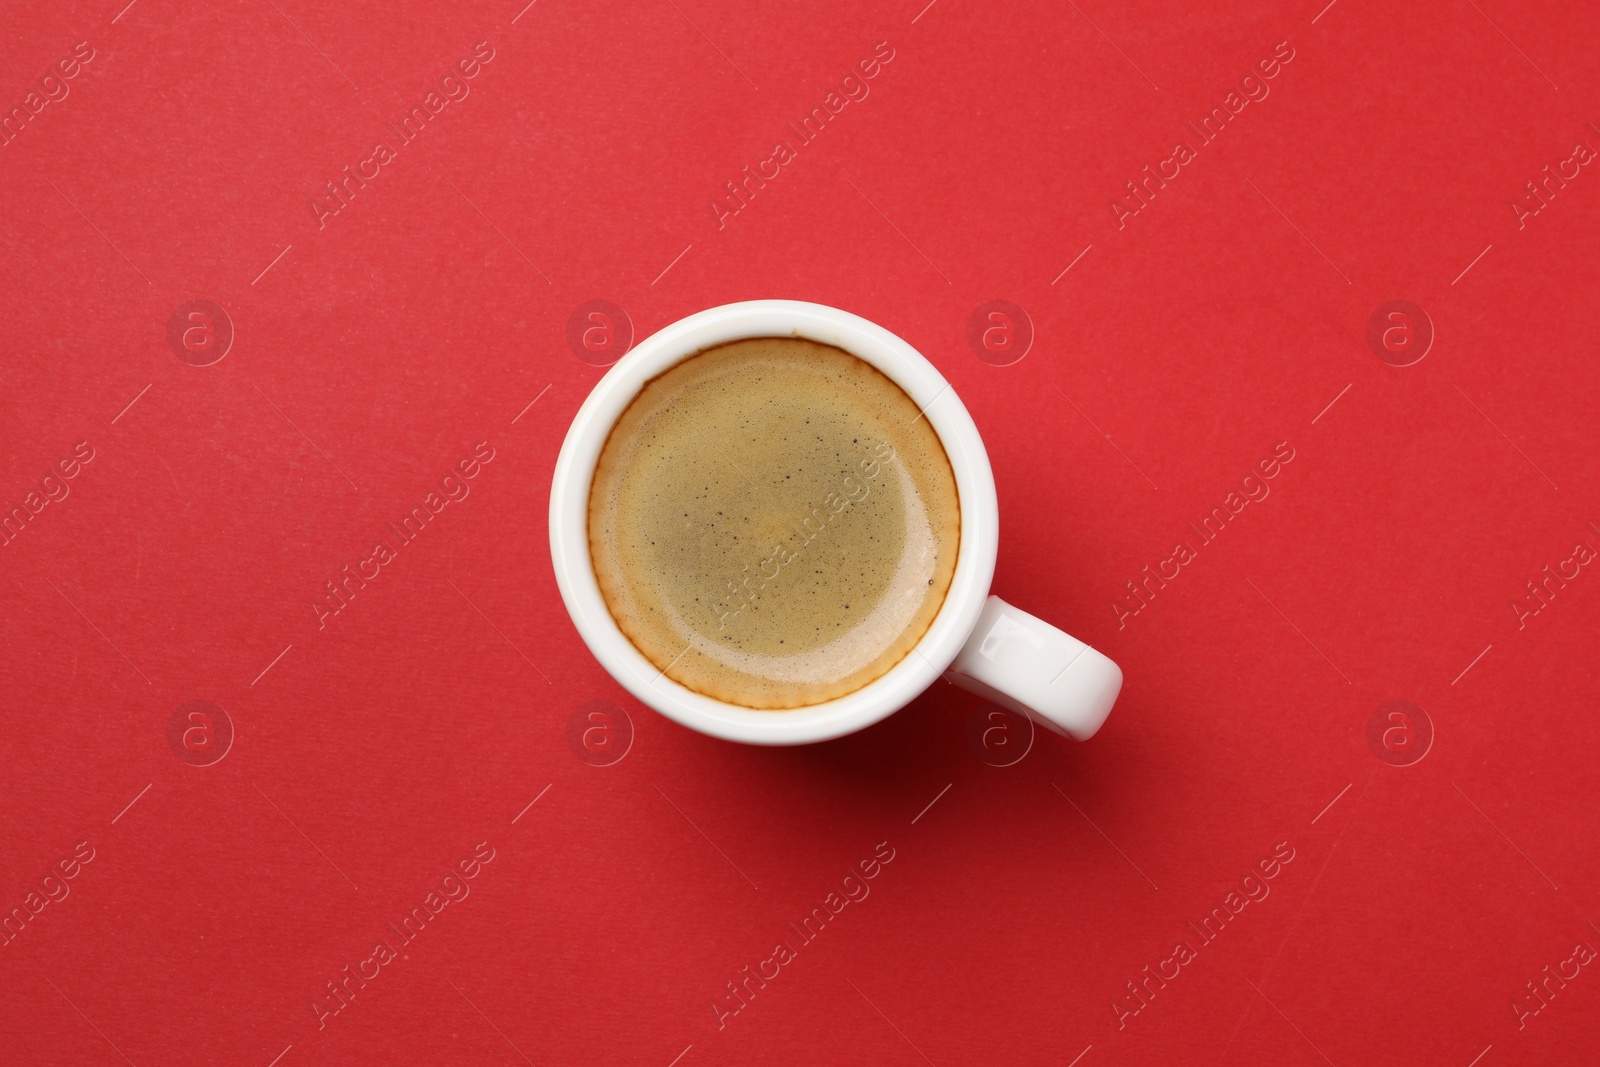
left=587, top=336, right=959, bottom=709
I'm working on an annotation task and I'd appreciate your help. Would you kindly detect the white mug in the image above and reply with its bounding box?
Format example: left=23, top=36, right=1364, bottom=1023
left=548, top=300, right=1122, bottom=745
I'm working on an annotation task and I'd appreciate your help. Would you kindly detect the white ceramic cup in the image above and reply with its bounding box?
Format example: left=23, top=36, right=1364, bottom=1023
left=549, top=300, right=1122, bottom=746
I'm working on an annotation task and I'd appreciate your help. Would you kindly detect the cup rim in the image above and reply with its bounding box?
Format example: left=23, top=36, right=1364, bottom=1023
left=548, top=300, right=998, bottom=744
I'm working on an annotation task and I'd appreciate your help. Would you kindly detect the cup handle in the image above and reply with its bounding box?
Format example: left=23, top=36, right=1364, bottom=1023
left=943, top=595, right=1122, bottom=741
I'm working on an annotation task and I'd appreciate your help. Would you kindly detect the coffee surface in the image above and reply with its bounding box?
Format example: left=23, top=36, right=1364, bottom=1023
left=588, top=337, right=960, bottom=709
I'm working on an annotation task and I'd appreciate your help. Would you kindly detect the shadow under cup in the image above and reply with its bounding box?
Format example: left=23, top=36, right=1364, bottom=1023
left=585, top=335, right=963, bottom=712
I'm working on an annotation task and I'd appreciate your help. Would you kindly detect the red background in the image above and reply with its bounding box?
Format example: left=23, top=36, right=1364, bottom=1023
left=3, top=0, right=1599, bottom=1064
